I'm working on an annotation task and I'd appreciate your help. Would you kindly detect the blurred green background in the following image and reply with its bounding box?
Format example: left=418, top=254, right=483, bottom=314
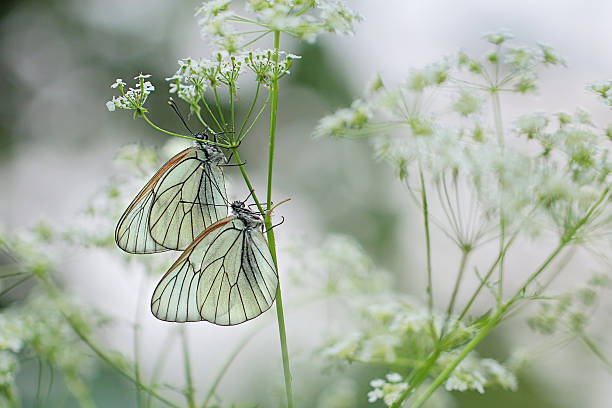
left=1, top=0, right=611, bottom=407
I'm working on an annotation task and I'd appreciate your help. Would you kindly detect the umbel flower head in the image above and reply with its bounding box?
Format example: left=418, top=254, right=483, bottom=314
left=195, top=0, right=362, bottom=53
left=106, top=73, right=155, bottom=117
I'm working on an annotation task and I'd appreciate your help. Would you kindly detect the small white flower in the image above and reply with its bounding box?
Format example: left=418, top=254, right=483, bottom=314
left=133, top=73, right=152, bottom=80
left=370, top=378, right=385, bottom=388
left=367, top=388, right=384, bottom=403
left=110, top=78, right=126, bottom=89
left=106, top=100, right=116, bottom=112
left=386, top=372, right=402, bottom=383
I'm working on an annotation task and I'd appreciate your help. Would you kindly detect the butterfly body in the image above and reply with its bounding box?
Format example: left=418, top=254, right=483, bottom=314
left=115, top=135, right=228, bottom=254
left=151, top=201, right=278, bottom=325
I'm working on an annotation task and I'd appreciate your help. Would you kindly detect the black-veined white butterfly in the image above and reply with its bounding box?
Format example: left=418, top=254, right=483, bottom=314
left=115, top=134, right=228, bottom=254
left=150, top=200, right=278, bottom=325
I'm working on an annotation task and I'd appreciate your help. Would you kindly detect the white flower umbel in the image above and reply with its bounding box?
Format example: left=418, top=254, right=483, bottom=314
left=106, top=73, right=155, bottom=116
left=195, top=0, right=362, bottom=53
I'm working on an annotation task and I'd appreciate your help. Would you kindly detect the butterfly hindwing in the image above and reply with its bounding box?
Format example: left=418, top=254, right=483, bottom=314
left=151, top=216, right=278, bottom=325
left=149, top=148, right=227, bottom=251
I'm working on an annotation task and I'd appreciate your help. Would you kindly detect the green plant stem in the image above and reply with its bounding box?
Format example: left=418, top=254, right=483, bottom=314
left=491, top=89, right=504, bottom=149
left=38, top=274, right=181, bottom=408
left=578, top=331, right=612, bottom=373
left=458, top=232, right=517, bottom=321
left=195, top=110, right=215, bottom=134
left=133, top=276, right=147, bottom=408
left=407, top=188, right=610, bottom=408
left=266, top=30, right=294, bottom=408
left=440, top=248, right=470, bottom=338
left=239, top=93, right=271, bottom=143
left=212, top=87, right=226, bottom=130
left=238, top=82, right=261, bottom=139
left=498, top=215, right=505, bottom=306
left=142, top=114, right=228, bottom=147
left=200, top=94, right=224, bottom=132
left=180, top=327, right=197, bottom=408
left=418, top=166, right=435, bottom=339
left=201, top=329, right=259, bottom=408
left=390, top=349, right=441, bottom=408
left=409, top=307, right=505, bottom=408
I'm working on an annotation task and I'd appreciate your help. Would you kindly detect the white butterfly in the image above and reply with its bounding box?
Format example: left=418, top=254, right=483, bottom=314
left=115, top=136, right=228, bottom=254
left=151, top=201, right=278, bottom=325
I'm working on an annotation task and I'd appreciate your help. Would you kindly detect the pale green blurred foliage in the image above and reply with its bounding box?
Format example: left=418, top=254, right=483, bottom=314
left=315, top=30, right=612, bottom=407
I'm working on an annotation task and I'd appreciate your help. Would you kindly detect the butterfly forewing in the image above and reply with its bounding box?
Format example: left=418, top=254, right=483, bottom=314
left=149, top=148, right=227, bottom=251
left=115, top=148, right=194, bottom=254
left=151, top=216, right=278, bottom=325
left=115, top=146, right=228, bottom=254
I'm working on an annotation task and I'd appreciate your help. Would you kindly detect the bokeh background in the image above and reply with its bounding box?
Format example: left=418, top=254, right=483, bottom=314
left=1, top=0, right=611, bottom=407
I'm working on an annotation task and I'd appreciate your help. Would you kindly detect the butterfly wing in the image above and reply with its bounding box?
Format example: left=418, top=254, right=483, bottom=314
left=148, top=148, right=228, bottom=251
left=115, top=148, right=195, bottom=254
left=151, top=217, right=278, bottom=325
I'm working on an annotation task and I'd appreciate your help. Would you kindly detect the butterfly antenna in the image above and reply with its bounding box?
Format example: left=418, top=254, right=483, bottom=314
left=168, top=98, right=193, bottom=134
left=242, top=189, right=254, bottom=204
left=268, top=198, right=291, bottom=214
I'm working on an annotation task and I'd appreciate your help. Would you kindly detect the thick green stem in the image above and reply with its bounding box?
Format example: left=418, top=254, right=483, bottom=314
left=266, top=30, right=294, bottom=408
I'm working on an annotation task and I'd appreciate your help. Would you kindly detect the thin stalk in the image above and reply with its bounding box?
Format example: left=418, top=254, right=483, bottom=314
left=491, top=89, right=504, bottom=149
left=238, top=82, right=261, bottom=139
left=229, top=82, right=236, bottom=136
left=38, top=275, right=181, bottom=408
left=142, top=114, right=228, bottom=147
left=491, top=84, right=506, bottom=305
left=389, top=349, right=441, bottom=408
left=180, top=327, right=197, bottom=408
left=133, top=275, right=147, bottom=408
left=231, top=149, right=264, bottom=214
left=578, top=331, right=612, bottom=373
left=200, top=95, right=224, bottom=132
left=36, top=357, right=43, bottom=408
left=238, top=93, right=271, bottom=143
left=195, top=110, right=215, bottom=134
left=201, top=330, right=258, bottom=408
left=440, top=249, right=470, bottom=338
left=497, top=214, right=505, bottom=306
left=0, top=276, right=31, bottom=298
left=212, top=87, right=226, bottom=130
left=146, top=332, right=177, bottom=408
left=458, top=232, right=517, bottom=321
left=418, top=166, right=435, bottom=339
left=407, top=188, right=610, bottom=408
left=266, top=30, right=294, bottom=408
left=409, top=307, right=505, bottom=408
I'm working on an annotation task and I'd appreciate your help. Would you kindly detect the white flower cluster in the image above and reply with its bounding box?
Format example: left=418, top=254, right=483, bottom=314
left=106, top=74, right=155, bottom=113
left=195, top=0, right=362, bottom=52
left=284, top=234, right=391, bottom=295
left=166, top=50, right=301, bottom=106
left=440, top=353, right=517, bottom=394
left=315, top=37, right=611, bottom=245
left=321, top=298, right=475, bottom=367
left=590, top=80, right=612, bottom=107
left=528, top=273, right=612, bottom=336
left=367, top=373, right=409, bottom=406
left=0, top=295, right=98, bottom=398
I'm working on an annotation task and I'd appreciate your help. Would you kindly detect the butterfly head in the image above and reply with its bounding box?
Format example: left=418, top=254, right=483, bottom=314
left=194, top=132, right=225, bottom=162
left=230, top=200, right=261, bottom=227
